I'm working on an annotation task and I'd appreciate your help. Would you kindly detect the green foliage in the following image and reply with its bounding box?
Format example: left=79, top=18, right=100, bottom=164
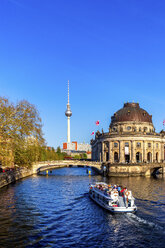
left=57, top=146, right=61, bottom=154
left=82, top=153, right=87, bottom=159
left=0, top=96, right=67, bottom=167
left=73, top=153, right=87, bottom=160
left=38, top=146, right=66, bottom=161
left=74, top=154, right=81, bottom=159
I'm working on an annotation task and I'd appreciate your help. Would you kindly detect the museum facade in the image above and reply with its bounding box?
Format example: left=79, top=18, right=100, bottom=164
left=91, top=102, right=165, bottom=164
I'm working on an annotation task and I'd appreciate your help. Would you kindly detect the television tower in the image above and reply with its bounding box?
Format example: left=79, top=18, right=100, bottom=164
left=65, top=80, right=72, bottom=143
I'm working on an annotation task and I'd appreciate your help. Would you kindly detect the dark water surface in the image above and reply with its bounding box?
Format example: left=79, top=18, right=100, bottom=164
left=0, top=167, right=165, bottom=248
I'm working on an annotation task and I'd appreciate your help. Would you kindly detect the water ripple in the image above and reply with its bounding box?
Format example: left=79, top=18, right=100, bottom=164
left=0, top=167, right=165, bottom=248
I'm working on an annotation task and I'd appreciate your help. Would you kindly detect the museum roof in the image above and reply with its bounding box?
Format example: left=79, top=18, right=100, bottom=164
left=110, top=102, right=153, bottom=124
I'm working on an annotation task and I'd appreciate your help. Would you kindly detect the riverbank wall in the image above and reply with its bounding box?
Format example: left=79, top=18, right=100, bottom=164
left=0, top=160, right=100, bottom=189
left=0, top=168, right=34, bottom=189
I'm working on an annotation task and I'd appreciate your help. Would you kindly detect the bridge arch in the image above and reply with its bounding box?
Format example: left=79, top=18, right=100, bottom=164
left=33, top=160, right=102, bottom=174
left=145, top=166, right=162, bottom=176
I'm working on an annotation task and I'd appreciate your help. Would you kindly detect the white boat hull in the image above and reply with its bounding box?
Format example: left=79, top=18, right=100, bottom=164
left=89, top=193, right=137, bottom=213
left=89, top=182, right=137, bottom=213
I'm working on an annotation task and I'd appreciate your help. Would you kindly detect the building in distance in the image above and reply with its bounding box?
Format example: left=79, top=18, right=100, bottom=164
left=62, top=141, right=91, bottom=159
left=91, top=102, right=165, bottom=164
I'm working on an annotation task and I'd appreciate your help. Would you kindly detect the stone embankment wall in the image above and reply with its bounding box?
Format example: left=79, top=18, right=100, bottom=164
left=0, top=168, right=34, bottom=189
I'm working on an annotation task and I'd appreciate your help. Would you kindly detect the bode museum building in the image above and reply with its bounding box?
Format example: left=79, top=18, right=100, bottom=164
left=91, top=102, right=165, bottom=165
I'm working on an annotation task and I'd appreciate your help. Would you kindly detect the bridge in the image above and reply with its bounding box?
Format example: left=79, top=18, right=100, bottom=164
left=32, top=160, right=102, bottom=174
left=32, top=160, right=165, bottom=177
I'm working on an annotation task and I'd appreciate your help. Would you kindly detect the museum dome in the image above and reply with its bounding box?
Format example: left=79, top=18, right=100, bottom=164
left=110, top=102, right=152, bottom=124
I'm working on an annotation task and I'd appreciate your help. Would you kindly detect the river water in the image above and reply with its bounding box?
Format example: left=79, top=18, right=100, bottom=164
left=0, top=167, right=165, bottom=248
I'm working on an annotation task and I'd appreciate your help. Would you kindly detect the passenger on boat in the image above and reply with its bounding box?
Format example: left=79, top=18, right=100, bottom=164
left=121, top=187, right=126, bottom=194
left=124, top=190, right=131, bottom=207
left=113, top=185, right=117, bottom=189
left=117, top=185, right=121, bottom=195
left=121, top=187, right=127, bottom=200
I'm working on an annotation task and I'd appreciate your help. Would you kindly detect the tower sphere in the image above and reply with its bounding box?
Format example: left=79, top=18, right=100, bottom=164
left=65, top=104, right=72, bottom=117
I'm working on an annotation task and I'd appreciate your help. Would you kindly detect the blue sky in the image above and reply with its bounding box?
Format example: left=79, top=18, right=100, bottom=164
left=0, top=0, right=165, bottom=148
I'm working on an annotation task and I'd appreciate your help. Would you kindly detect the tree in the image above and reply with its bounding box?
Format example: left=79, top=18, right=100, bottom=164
left=57, top=146, right=61, bottom=154
left=0, top=97, right=45, bottom=167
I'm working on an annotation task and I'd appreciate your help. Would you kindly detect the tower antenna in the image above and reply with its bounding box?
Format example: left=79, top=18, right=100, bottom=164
left=68, top=80, right=69, bottom=104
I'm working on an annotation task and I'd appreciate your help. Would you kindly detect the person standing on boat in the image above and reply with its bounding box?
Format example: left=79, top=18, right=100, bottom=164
left=121, top=187, right=126, bottom=195
left=121, top=187, right=127, bottom=204
left=117, top=185, right=121, bottom=195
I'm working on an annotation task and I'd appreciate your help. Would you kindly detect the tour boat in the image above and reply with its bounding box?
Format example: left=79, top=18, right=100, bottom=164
left=89, top=182, right=137, bottom=213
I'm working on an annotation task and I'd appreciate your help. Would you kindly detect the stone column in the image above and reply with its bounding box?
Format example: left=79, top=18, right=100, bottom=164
left=150, top=142, right=153, bottom=163
left=110, top=141, right=114, bottom=163
left=143, top=141, right=146, bottom=162
left=158, top=143, right=161, bottom=162
left=119, top=141, right=121, bottom=162
left=119, top=141, right=124, bottom=163
left=161, top=143, right=164, bottom=162
left=132, top=141, right=136, bottom=163
left=129, top=141, right=132, bottom=163
left=108, top=141, right=111, bottom=163
left=98, top=143, right=101, bottom=162
left=102, top=142, right=105, bottom=162
left=153, top=141, right=155, bottom=162
left=141, top=142, right=143, bottom=163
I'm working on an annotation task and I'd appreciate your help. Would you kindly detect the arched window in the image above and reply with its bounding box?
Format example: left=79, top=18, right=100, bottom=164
left=136, top=152, right=142, bottom=163
left=156, top=152, right=158, bottom=162
left=114, top=152, right=119, bottom=162
left=144, top=127, right=147, bottom=132
left=147, top=152, right=152, bottom=163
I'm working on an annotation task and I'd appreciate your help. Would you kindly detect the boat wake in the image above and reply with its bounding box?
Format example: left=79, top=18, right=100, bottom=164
left=126, top=213, right=164, bottom=232
left=73, top=193, right=88, bottom=201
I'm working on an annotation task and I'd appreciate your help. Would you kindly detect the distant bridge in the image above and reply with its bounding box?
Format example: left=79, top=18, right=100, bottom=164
left=32, top=160, right=102, bottom=174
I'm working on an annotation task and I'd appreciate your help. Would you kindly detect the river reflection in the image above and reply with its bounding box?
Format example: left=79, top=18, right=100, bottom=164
left=0, top=167, right=165, bottom=248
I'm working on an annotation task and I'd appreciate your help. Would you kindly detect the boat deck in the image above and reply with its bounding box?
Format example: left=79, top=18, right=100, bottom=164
left=118, top=196, right=125, bottom=207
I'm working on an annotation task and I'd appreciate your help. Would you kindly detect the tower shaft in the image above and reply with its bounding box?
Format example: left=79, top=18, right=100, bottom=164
left=67, top=117, right=71, bottom=143
left=65, top=80, right=72, bottom=144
